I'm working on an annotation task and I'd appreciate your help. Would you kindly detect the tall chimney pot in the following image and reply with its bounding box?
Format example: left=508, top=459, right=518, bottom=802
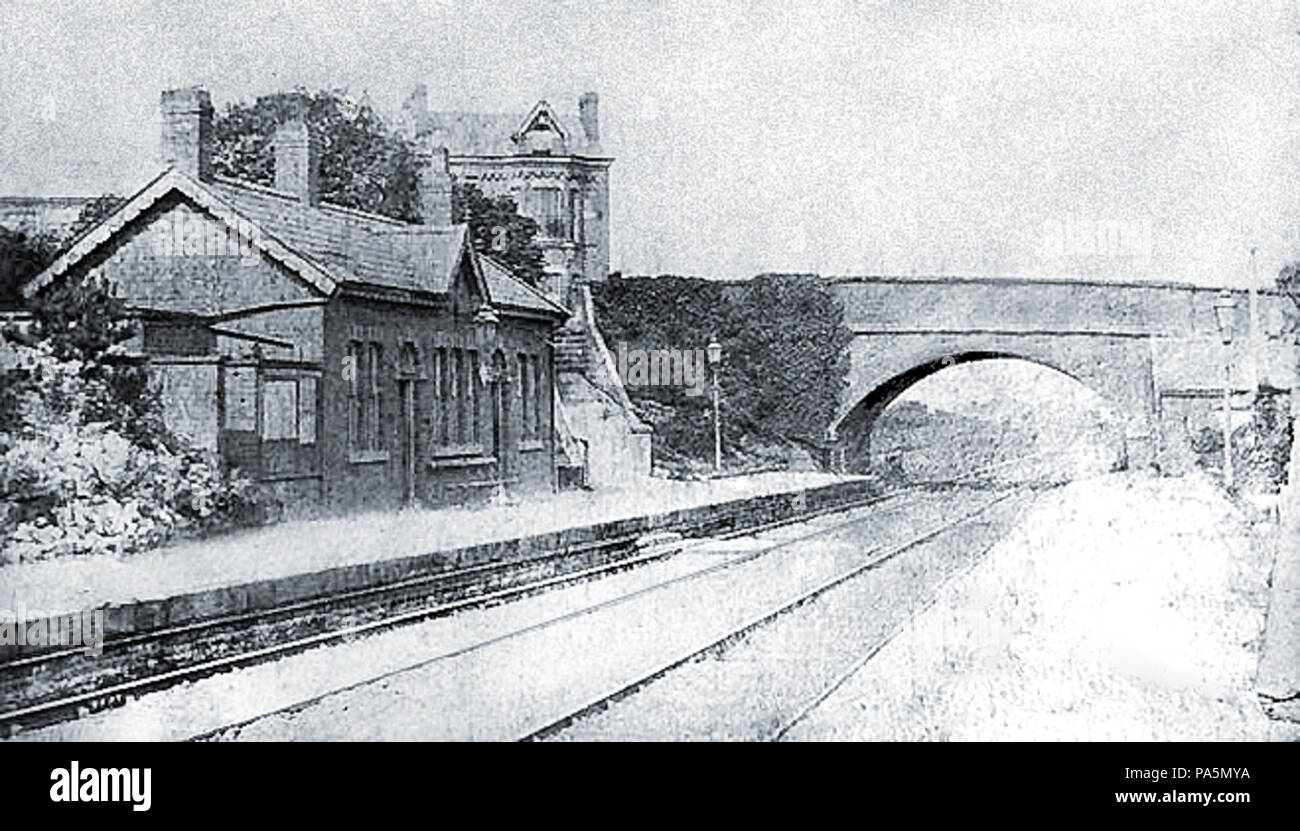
left=402, top=84, right=429, bottom=134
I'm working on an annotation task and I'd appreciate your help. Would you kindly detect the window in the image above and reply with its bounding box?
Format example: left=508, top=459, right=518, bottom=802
left=520, top=354, right=545, bottom=443
left=347, top=340, right=363, bottom=448
left=534, top=356, right=545, bottom=439
left=261, top=375, right=317, bottom=445
left=468, top=350, right=480, bottom=445
left=367, top=343, right=383, bottom=451
left=298, top=376, right=317, bottom=445
left=529, top=187, right=566, bottom=239
left=348, top=340, right=384, bottom=456
left=433, top=347, right=481, bottom=451
left=454, top=348, right=465, bottom=444
left=519, top=354, right=534, bottom=441
left=434, top=347, right=447, bottom=445
left=262, top=380, right=298, bottom=441
left=569, top=190, right=582, bottom=242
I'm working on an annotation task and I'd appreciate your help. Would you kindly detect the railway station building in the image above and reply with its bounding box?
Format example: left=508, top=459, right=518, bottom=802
left=23, top=87, right=573, bottom=514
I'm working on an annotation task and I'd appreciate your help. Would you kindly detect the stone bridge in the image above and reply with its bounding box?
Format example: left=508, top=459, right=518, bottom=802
left=829, top=275, right=1297, bottom=472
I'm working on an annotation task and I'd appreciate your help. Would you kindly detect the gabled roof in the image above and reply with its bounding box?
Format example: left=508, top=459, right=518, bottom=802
left=208, top=177, right=468, bottom=295
left=25, top=168, right=485, bottom=302
left=23, top=168, right=339, bottom=298
left=476, top=254, right=569, bottom=317
left=512, top=101, right=567, bottom=143
left=23, top=165, right=567, bottom=322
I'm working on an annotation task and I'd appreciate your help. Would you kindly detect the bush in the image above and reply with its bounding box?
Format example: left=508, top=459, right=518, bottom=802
left=1191, top=390, right=1293, bottom=493
left=592, top=273, right=852, bottom=471
left=0, top=343, right=260, bottom=564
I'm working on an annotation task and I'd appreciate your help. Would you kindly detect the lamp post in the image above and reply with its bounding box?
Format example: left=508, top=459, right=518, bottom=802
left=707, top=338, right=723, bottom=472
left=1212, top=291, right=1236, bottom=489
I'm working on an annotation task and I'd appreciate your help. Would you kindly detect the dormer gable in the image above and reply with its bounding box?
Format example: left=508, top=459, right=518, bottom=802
left=512, top=101, right=567, bottom=155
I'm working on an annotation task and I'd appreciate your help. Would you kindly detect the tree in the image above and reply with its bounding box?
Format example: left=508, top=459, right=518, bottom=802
left=731, top=274, right=853, bottom=448
left=0, top=195, right=125, bottom=309
left=212, top=89, right=546, bottom=286
left=453, top=182, right=546, bottom=288
left=213, top=89, right=422, bottom=222
left=16, top=274, right=134, bottom=363
left=1280, top=261, right=1300, bottom=334
left=591, top=273, right=853, bottom=469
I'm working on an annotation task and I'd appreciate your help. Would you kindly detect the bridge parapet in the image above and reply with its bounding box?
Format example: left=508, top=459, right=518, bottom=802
left=831, top=275, right=1290, bottom=342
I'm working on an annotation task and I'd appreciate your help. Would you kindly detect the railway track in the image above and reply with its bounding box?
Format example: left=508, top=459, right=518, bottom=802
left=515, top=486, right=1032, bottom=741
left=3, top=454, right=1058, bottom=739
left=762, top=540, right=994, bottom=743
left=185, top=484, right=980, bottom=741
left=1, top=476, right=957, bottom=735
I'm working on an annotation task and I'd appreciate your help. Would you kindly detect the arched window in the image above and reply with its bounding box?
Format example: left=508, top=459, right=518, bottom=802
left=399, top=341, right=420, bottom=377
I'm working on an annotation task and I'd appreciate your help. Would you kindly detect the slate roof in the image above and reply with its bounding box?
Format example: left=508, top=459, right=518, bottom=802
left=25, top=168, right=568, bottom=319
left=478, top=254, right=568, bottom=316
left=404, top=106, right=599, bottom=157
left=209, top=177, right=468, bottom=295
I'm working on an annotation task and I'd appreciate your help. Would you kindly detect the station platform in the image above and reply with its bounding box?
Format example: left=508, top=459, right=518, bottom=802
left=0, top=472, right=874, bottom=649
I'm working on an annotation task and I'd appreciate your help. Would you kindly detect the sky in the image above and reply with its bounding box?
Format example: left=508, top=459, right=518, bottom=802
left=1, top=0, right=1297, bottom=285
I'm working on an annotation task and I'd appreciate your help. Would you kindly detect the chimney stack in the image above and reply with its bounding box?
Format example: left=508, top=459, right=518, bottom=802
left=160, top=87, right=214, bottom=180
left=274, top=118, right=320, bottom=205
left=415, top=136, right=453, bottom=226
left=578, top=92, right=600, bottom=150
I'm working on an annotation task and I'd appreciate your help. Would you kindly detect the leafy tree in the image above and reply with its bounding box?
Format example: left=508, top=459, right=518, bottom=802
left=212, top=89, right=420, bottom=222
left=731, top=274, right=853, bottom=448
left=453, top=181, right=546, bottom=288
left=0, top=195, right=127, bottom=309
left=4, top=273, right=161, bottom=444
left=212, top=89, right=546, bottom=286
left=1280, top=261, right=1300, bottom=338
left=15, top=275, right=134, bottom=363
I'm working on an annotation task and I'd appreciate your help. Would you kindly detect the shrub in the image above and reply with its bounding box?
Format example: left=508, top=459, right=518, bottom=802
left=592, top=273, right=852, bottom=471
left=0, top=343, right=260, bottom=564
left=1190, top=390, right=1292, bottom=493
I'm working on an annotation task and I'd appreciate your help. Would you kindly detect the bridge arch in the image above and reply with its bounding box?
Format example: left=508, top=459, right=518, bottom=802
left=832, top=339, right=1154, bottom=473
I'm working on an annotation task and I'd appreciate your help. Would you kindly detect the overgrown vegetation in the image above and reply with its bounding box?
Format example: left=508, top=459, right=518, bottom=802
left=211, top=88, right=546, bottom=286
left=1, top=227, right=259, bottom=564
left=591, top=273, right=852, bottom=476
left=1190, top=390, right=1293, bottom=494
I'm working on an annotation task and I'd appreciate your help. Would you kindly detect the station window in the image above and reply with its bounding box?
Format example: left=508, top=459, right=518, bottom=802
left=347, top=340, right=384, bottom=454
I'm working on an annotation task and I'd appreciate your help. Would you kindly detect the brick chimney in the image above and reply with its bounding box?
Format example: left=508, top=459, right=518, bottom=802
left=160, top=87, right=213, bottom=180
left=415, top=137, right=453, bottom=226
left=578, top=92, right=600, bottom=150
left=274, top=119, right=320, bottom=205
